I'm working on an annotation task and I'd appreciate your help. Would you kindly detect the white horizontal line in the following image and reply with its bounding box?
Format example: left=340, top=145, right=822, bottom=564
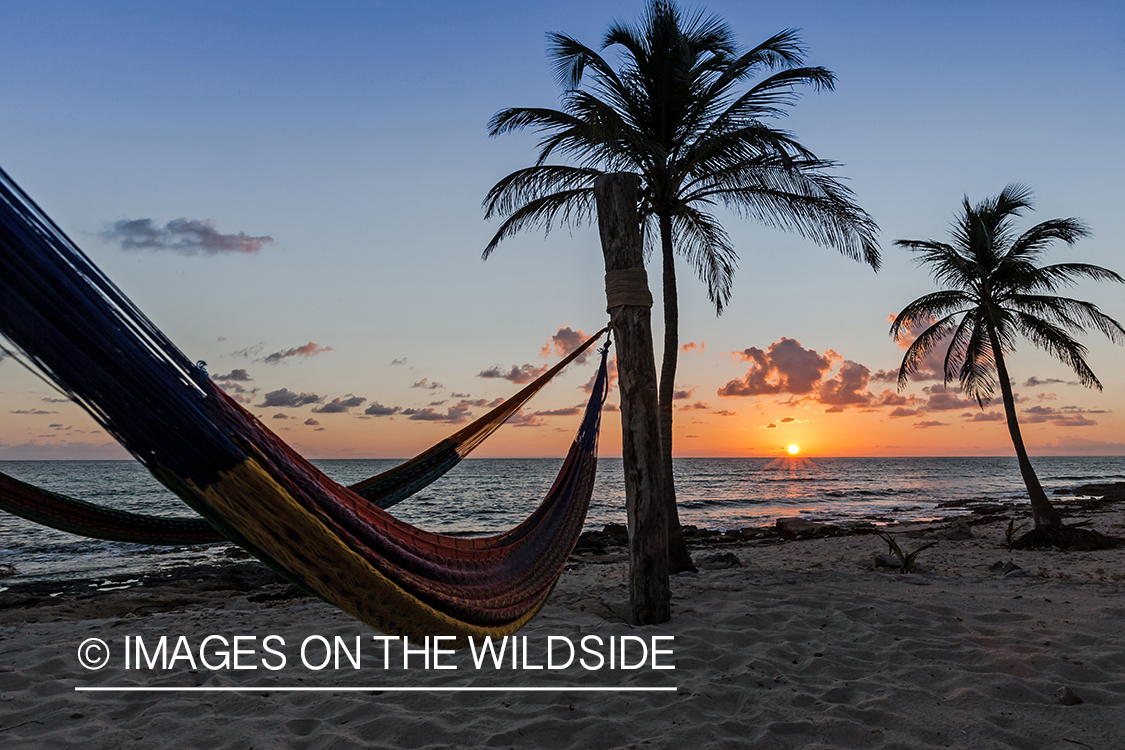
left=75, top=686, right=677, bottom=693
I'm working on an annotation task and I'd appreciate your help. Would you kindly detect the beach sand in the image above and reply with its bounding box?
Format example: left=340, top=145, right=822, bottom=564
left=2, top=499, right=1124, bottom=749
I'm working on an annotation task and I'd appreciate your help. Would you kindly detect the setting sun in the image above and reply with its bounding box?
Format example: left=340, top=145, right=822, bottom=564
left=787, top=445, right=799, bottom=455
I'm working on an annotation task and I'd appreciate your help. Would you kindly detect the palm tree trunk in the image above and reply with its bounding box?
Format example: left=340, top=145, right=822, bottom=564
left=987, top=324, right=1063, bottom=528
left=657, top=212, right=696, bottom=573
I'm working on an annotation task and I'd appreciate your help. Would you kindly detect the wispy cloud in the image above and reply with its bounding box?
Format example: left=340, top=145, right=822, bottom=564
left=478, top=364, right=549, bottom=384
left=411, top=378, right=445, bottom=390
left=102, top=218, right=274, bottom=255
left=264, top=342, right=333, bottom=364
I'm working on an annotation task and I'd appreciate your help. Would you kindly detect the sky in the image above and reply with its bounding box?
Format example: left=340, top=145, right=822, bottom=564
left=0, top=0, right=1123, bottom=460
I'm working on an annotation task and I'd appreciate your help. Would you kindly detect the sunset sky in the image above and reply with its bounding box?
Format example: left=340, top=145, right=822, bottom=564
left=1, top=0, right=1122, bottom=459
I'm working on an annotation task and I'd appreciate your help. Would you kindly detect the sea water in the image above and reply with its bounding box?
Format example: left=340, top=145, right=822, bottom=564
left=1, top=456, right=1122, bottom=585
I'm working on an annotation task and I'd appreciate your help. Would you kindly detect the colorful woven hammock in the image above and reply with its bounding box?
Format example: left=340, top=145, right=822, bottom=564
left=0, top=330, right=604, bottom=545
left=0, top=166, right=608, bottom=640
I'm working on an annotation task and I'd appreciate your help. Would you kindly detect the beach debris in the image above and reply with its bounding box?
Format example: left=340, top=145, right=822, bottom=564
left=1056, top=686, right=1084, bottom=705
left=775, top=518, right=819, bottom=536
left=875, top=530, right=936, bottom=574
left=988, top=560, right=1024, bottom=576
left=941, top=519, right=973, bottom=540
left=0, top=563, right=17, bottom=578
left=697, top=552, right=744, bottom=570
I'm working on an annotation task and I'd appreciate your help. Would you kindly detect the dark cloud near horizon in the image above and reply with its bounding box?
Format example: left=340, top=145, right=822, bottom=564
left=102, top=218, right=274, bottom=255
left=1024, top=376, right=1077, bottom=387
left=411, top=378, right=444, bottom=390
left=257, top=388, right=322, bottom=408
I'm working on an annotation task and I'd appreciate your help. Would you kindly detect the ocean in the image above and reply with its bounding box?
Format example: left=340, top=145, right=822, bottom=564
left=1, top=456, right=1122, bottom=586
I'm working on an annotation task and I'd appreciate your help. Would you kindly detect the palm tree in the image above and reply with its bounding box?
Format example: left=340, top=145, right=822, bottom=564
left=482, top=0, right=880, bottom=571
left=892, top=184, right=1124, bottom=544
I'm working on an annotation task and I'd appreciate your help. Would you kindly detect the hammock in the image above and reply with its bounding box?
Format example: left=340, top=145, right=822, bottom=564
left=0, top=165, right=609, bottom=641
left=0, top=330, right=604, bottom=545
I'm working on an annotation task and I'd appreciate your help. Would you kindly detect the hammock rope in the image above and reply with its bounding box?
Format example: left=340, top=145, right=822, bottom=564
left=0, top=165, right=610, bottom=641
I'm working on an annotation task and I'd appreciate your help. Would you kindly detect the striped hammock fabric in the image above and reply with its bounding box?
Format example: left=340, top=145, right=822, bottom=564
left=0, top=166, right=609, bottom=640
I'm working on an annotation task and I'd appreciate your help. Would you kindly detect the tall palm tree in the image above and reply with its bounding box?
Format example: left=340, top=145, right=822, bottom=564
left=892, top=184, right=1124, bottom=539
left=482, top=0, right=880, bottom=571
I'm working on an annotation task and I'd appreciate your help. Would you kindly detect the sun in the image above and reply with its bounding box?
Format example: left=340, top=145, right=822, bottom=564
left=787, top=444, right=799, bottom=455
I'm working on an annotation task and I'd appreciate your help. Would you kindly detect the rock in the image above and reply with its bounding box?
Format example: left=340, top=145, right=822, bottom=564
left=776, top=518, right=817, bottom=536
left=873, top=553, right=902, bottom=569
left=697, top=552, right=744, bottom=570
left=0, top=564, right=17, bottom=578
left=942, top=519, right=973, bottom=540
left=1056, top=686, right=1084, bottom=705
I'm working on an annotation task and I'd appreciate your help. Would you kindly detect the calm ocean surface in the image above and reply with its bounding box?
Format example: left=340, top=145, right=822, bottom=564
left=1, top=456, right=1122, bottom=586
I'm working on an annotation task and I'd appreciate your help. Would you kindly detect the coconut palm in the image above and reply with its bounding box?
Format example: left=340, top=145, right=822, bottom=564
left=892, top=184, right=1124, bottom=544
left=482, top=0, right=880, bottom=570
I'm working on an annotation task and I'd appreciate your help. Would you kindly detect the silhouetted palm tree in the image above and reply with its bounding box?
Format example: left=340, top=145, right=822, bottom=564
left=483, top=0, right=879, bottom=570
left=892, top=184, right=1124, bottom=542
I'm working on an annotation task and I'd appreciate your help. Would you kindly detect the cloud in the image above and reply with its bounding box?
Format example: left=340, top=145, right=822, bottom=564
left=765, top=422, right=777, bottom=429
left=680, top=341, right=705, bottom=353
left=816, top=360, right=873, bottom=409
left=1034, top=435, right=1125, bottom=455
left=304, top=418, right=320, bottom=426
left=534, top=406, right=583, bottom=417
left=679, top=401, right=709, bottom=411
left=42, top=397, right=71, bottom=404
left=10, top=409, right=57, bottom=415
left=257, top=388, right=322, bottom=408
left=922, top=384, right=981, bottom=411
left=364, top=402, right=402, bottom=417
left=403, top=404, right=473, bottom=424
left=213, top=368, right=252, bottom=381
left=478, top=364, right=549, bottom=384
left=391, top=358, right=408, bottom=366
left=1024, top=376, right=1076, bottom=387
left=1021, top=405, right=1099, bottom=426
left=504, top=410, right=548, bottom=428
left=103, top=218, right=274, bottom=255
left=712, top=410, right=738, bottom=417
left=312, top=395, right=367, bottom=414
left=913, top=420, right=948, bottom=429
left=230, top=343, right=264, bottom=359
left=272, top=413, right=291, bottom=419
left=964, top=411, right=1005, bottom=422
left=672, top=387, right=695, bottom=400
left=719, top=338, right=835, bottom=397
left=541, top=326, right=590, bottom=364
left=888, top=407, right=923, bottom=418
left=264, top=342, right=333, bottom=364
left=411, top=378, right=445, bottom=390
left=778, top=416, right=795, bottom=423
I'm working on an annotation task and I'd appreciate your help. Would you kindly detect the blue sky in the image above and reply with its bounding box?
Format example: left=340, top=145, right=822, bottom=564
left=1, top=0, right=1123, bottom=458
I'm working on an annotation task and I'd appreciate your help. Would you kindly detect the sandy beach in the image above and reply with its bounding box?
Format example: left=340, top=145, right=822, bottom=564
left=2, top=496, right=1124, bottom=750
